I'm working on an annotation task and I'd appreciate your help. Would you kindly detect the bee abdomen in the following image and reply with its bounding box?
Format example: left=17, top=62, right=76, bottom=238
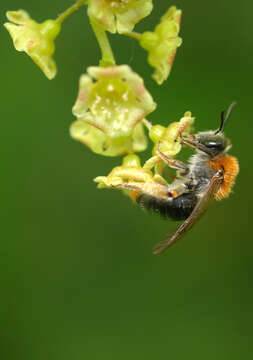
left=137, top=192, right=198, bottom=221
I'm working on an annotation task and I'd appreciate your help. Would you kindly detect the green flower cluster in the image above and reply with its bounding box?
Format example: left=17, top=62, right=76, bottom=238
left=4, top=1, right=187, bottom=191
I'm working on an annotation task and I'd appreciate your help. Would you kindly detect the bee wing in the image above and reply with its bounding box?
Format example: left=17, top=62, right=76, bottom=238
left=152, top=171, right=223, bottom=255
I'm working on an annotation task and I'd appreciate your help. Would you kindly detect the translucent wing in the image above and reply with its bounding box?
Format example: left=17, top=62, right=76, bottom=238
left=152, top=171, right=224, bottom=255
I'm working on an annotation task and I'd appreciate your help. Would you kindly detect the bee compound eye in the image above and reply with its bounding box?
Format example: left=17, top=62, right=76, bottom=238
left=204, top=140, right=226, bottom=151
left=205, top=141, right=219, bottom=148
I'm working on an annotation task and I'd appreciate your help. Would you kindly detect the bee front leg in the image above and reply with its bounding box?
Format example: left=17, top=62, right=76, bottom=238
left=180, top=135, right=212, bottom=156
left=157, top=142, right=189, bottom=173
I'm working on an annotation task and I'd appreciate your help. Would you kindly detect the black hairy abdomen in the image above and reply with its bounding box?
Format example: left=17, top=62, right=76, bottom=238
left=137, top=192, right=198, bottom=221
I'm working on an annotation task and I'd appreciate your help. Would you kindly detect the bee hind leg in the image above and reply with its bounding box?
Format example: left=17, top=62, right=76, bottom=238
left=109, top=183, right=142, bottom=192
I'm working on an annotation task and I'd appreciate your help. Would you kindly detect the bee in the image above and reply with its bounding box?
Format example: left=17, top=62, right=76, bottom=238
left=98, top=102, right=239, bottom=254
left=136, top=101, right=239, bottom=254
left=106, top=102, right=239, bottom=254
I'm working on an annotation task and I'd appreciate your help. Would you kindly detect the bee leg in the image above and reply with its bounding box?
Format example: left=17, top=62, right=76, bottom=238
left=110, top=181, right=171, bottom=199
left=157, top=142, right=189, bottom=172
left=109, top=183, right=142, bottom=192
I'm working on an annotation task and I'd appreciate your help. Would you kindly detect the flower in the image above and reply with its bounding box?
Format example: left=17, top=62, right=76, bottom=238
left=140, top=6, right=182, bottom=84
left=71, top=65, right=156, bottom=156
left=93, top=111, right=194, bottom=191
left=143, top=111, right=194, bottom=174
left=4, top=10, right=61, bottom=79
left=87, top=0, right=153, bottom=34
left=94, top=154, right=169, bottom=202
left=97, top=155, right=149, bottom=185
left=94, top=154, right=153, bottom=188
left=150, top=111, right=194, bottom=156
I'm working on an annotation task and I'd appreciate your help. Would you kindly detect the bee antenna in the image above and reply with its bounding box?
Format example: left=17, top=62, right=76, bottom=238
left=215, top=109, right=225, bottom=134
left=215, top=101, right=237, bottom=134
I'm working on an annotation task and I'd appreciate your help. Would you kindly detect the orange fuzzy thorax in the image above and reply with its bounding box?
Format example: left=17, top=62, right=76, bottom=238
left=209, top=155, right=239, bottom=200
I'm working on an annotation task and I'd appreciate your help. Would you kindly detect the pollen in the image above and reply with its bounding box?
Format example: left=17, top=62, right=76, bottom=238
left=168, top=190, right=178, bottom=198
left=129, top=190, right=138, bottom=202
left=209, top=156, right=239, bottom=200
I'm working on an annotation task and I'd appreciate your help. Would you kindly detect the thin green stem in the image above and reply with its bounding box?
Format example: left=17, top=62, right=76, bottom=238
left=142, top=118, right=153, bottom=130
left=56, top=0, right=87, bottom=24
left=123, top=31, right=142, bottom=41
left=90, top=20, right=116, bottom=67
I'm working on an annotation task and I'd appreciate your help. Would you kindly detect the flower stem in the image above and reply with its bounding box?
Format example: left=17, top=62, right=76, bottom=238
left=56, top=0, right=87, bottom=24
left=123, top=31, right=142, bottom=41
left=90, top=20, right=116, bottom=67
left=142, top=118, right=153, bottom=130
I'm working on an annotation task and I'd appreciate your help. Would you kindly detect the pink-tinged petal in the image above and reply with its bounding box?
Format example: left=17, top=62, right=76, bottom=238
left=116, top=0, right=153, bottom=33
left=87, top=0, right=153, bottom=34
left=88, top=65, right=126, bottom=79
left=72, top=75, right=94, bottom=117
left=139, top=6, right=182, bottom=84
left=87, top=1, right=116, bottom=33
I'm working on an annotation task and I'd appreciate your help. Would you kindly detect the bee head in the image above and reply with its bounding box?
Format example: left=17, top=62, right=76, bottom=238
left=195, top=132, right=228, bottom=156
left=195, top=101, right=236, bottom=156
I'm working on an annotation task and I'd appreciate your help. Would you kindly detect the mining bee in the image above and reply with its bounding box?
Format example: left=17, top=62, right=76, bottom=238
left=103, top=102, right=239, bottom=254
left=143, top=102, right=239, bottom=254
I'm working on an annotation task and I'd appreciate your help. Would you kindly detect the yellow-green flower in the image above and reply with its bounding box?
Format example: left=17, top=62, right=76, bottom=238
left=150, top=111, right=194, bottom=156
left=4, top=10, right=61, bottom=79
left=94, top=153, right=169, bottom=201
left=87, top=0, right=153, bottom=34
left=143, top=111, right=194, bottom=174
left=71, top=65, right=156, bottom=156
left=94, top=154, right=153, bottom=188
left=140, top=6, right=182, bottom=85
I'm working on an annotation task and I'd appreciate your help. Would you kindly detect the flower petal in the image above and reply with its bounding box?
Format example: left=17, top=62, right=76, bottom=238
left=87, top=0, right=117, bottom=33
left=29, top=52, right=57, bottom=79
left=70, top=119, right=147, bottom=156
left=116, top=0, right=153, bottom=33
left=72, top=74, right=95, bottom=117
left=6, top=10, right=30, bottom=25
left=87, top=0, right=153, bottom=34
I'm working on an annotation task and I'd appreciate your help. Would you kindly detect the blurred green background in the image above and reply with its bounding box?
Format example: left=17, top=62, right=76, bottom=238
left=1, top=1, right=252, bottom=359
